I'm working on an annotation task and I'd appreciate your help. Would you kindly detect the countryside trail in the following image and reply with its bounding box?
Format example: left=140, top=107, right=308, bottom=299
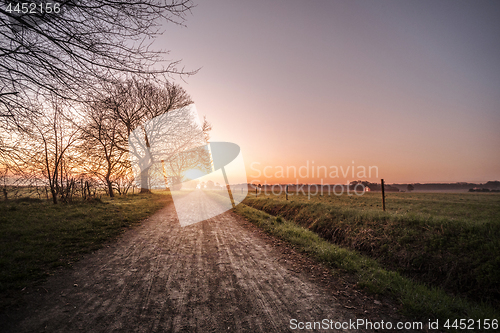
left=2, top=191, right=408, bottom=332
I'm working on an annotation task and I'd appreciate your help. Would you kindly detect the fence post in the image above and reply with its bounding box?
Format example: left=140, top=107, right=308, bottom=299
left=381, top=179, right=386, bottom=211
left=255, top=187, right=258, bottom=197
left=286, top=185, right=289, bottom=200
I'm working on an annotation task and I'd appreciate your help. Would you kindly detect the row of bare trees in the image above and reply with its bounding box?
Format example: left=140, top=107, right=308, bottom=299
left=0, top=0, right=213, bottom=203
left=0, top=78, right=209, bottom=203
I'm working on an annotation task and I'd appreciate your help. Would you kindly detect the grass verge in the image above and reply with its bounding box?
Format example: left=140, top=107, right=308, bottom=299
left=0, top=191, right=171, bottom=310
left=242, top=194, right=500, bottom=307
left=234, top=203, right=499, bottom=331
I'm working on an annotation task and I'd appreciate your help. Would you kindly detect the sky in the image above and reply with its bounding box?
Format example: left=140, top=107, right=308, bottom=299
left=156, top=0, right=500, bottom=185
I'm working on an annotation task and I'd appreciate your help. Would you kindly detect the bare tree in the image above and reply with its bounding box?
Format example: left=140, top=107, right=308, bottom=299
left=104, top=78, right=194, bottom=138
left=112, top=163, right=135, bottom=195
left=98, top=78, right=210, bottom=193
left=79, top=99, right=128, bottom=197
left=19, top=97, right=80, bottom=204
left=0, top=127, right=21, bottom=197
left=161, top=134, right=212, bottom=189
left=0, top=0, right=194, bottom=126
left=133, top=107, right=211, bottom=191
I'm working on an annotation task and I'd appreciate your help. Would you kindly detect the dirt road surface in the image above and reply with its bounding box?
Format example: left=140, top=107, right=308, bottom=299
left=2, top=192, right=411, bottom=332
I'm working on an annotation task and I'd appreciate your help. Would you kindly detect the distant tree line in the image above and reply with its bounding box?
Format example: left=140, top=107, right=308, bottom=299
left=349, top=181, right=400, bottom=192
left=468, top=188, right=500, bottom=193
left=392, top=181, right=500, bottom=192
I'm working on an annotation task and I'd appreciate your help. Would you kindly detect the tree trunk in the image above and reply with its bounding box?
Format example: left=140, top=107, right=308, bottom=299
left=51, top=188, right=58, bottom=204
left=139, top=166, right=151, bottom=193
left=107, top=179, right=114, bottom=197
left=140, top=131, right=152, bottom=193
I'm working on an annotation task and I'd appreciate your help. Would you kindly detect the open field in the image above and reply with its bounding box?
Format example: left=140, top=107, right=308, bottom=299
left=241, top=192, right=500, bottom=309
left=234, top=203, right=500, bottom=330
left=249, top=190, right=500, bottom=224
left=0, top=192, right=172, bottom=311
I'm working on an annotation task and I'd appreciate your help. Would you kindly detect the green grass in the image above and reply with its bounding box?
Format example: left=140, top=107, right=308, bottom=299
left=0, top=192, right=171, bottom=309
left=263, top=191, right=500, bottom=224
left=234, top=203, right=499, bottom=331
left=242, top=192, right=500, bottom=307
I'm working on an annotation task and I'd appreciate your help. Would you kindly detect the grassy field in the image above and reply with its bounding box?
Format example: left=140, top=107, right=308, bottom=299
left=254, top=190, right=499, bottom=224
left=239, top=191, right=500, bottom=324
left=0, top=191, right=171, bottom=310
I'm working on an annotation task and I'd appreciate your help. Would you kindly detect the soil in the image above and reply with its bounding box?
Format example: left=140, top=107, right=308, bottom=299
left=1, top=193, right=424, bottom=332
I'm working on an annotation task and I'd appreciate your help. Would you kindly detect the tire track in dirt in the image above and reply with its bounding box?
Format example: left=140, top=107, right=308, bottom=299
left=2, top=192, right=407, bottom=332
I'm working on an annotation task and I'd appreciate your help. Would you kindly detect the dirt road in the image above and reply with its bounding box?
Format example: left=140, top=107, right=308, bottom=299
left=3, top=192, right=408, bottom=332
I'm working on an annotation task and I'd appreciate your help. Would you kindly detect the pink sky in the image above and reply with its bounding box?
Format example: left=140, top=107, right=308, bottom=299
left=156, top=0, right=500, bottom=184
